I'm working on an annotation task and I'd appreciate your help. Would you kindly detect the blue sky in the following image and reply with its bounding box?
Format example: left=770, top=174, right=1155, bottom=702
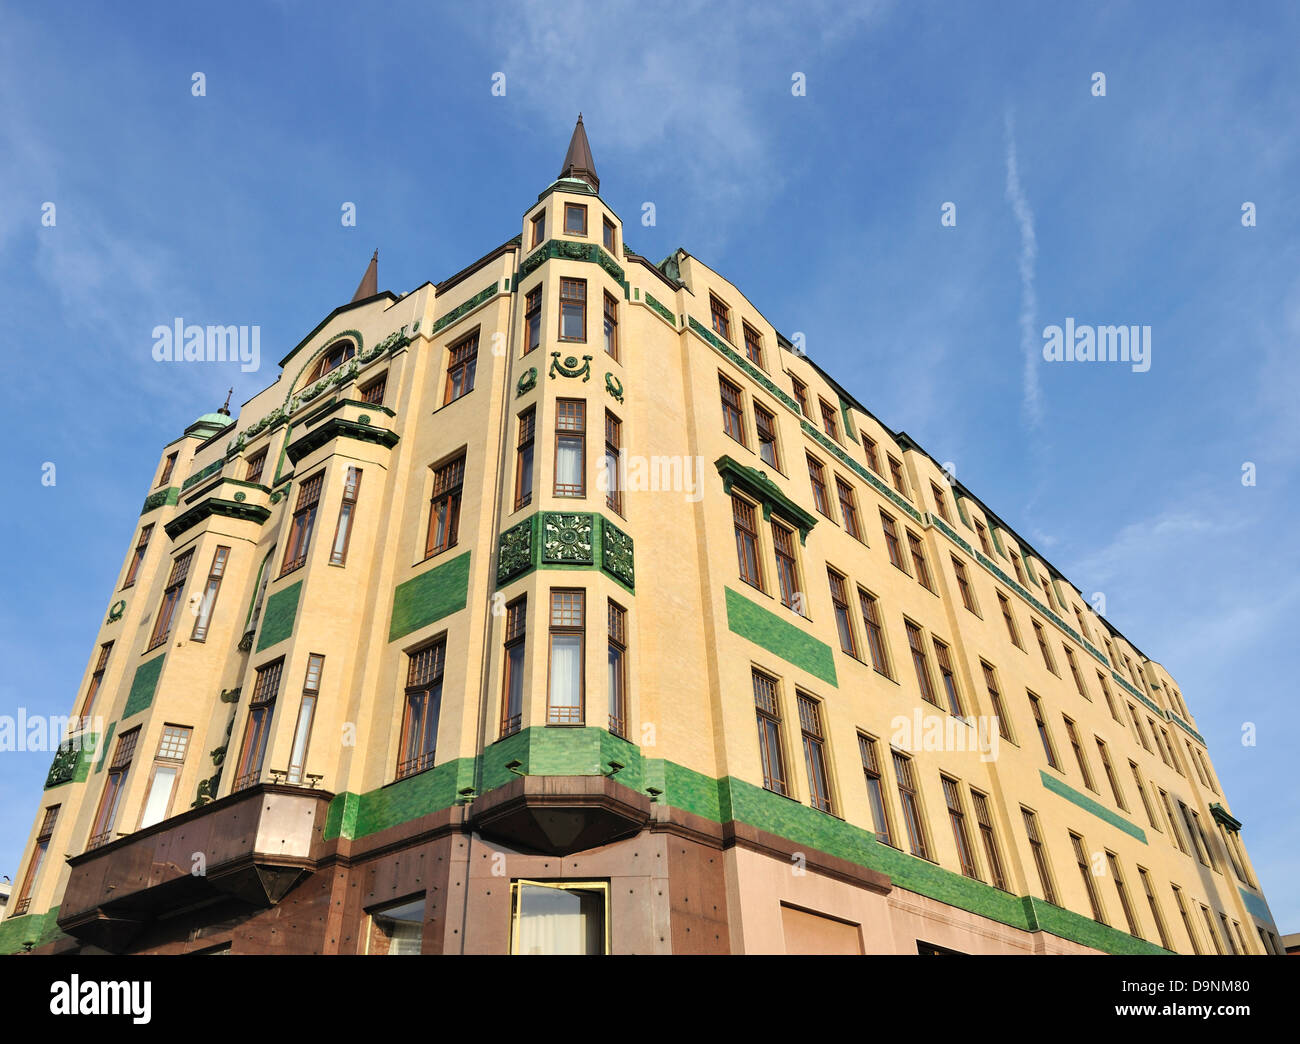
left=1, top=1, right=1296, bottom=931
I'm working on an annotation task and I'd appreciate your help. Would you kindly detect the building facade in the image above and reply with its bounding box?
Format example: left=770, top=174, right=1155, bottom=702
left=0, top=118, right=1283, bottom=955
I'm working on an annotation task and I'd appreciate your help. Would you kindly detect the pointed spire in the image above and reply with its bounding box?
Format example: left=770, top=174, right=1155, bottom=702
left=352, top=249, right=378, bottom=302
left=218, top=388, right=233, bottom=417
left=559, top=113, right=599, bottom=192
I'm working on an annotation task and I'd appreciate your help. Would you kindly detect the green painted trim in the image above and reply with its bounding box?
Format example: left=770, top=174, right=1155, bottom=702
left=495, top=512, right=634, bottom=594
left=44, top=733, right=99, bottom=789
left=724, top=586, right=838, bottom=686
left=1022, top=896, right=1168, bottom=954
left=140, top=487, right=180, bottom=515
left=164, top=497, right=272, bottom=541
left=388, top=551, right=471, bottom=643
left=1039, top=770, right=1147, bottom=843
left=1112, top=671, right=1163, bottom=717
left=839, top=397, right=857, bottom=442
left=123, top=655, right=165, bottom=718
left=255, top=580, right=303, bottom=652
left=687, top=315, right=802, bottom=414
left=518, top=240, right=627, bottom=297
left=94, top=722, right=117, bottom=774
left=716, top=455, right=819, bottom=544
left=285, top=417, right=400, bottom=464
left=431, top=282, right=500, bottom=335
left=1209, top=802, right=1242, bottom=832
left=799, top=419, right=924, bottom=524
left=181, top=459, right=225, bottom=492
left=1238, top=886, right=1275, bottom=927
left=1168, top=712, right=1206, bottom=745
left=643, top=292, right=676, bottom=327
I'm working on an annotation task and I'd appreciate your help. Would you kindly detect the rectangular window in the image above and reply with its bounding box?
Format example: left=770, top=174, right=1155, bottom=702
left=835, top=478, right=861, bottom=540
left=981, top=661, right=1012, bottom=741
left=124, top=523, right=153, bottom=588
left=732, top=495, right=764, bottom=592
left=280, top=471, right=324, bottom=575
left=564, top=202, right=587, bottom=235
left=501, top=597, right=527, bottom=737
left=1040, top=576, right=1059, bottom=612
left=754, top=404, right=780, bottom=469
left=234, top=660, right=282, bottom=790
left=974, top=519, right=993, bottom=557
left=1073, top=605, right=1093, bottom=643
left=148, top=549, right=195, bottom=650
left=892, top=751, right=930, bottom=859
left=1032, top=620, right=1057, bottom=674
left=1128, top=705, right=1152, bottom=750
left=828, top=569, right=858, bottom=658
left=425, top=454, right=465, bottom=557
left=887, top=455, right=908, bottom=498
left=81, top=641, right=113, bottom=719
left=1063, top=716, right=1096, bottom=791
left=554, top=399, right=586, bottom=496
left=1022, top=807, right=1056, bottom=904
left=858, top=734, right=894, bottom=846
left=398, top=640, right=444, bottom=778
left=791, top=375, right=809, bottom=416
left=1129, top=761, right=1160, bottom=830
left=1200, top=904, right=1225, bottom=954
left=1028, top=693, right=1058, bottom=769
left=1181, top=803, right=1214, bottom=868
left=531, top=211, right=545, bottom=247
left=1219, top=913, right=1240, bottom=954
left=14, top=805, right=60, bottom=915
left=603, top=291, right=619, bottom=360
left=1138, top=867, right=1173, bottom=950
left=1096, top=739, right=1127, bottom=810
left=1098, top=672, right=1121, bottom=722
left=719, top=375, right=747, bottom=445
left=798, top=694, right=833, bottom=813
left=287, top=654, right=323, bottom=784
left=933, top=639, right=962, bottom=716
left=971, top=790, right=1008, bottom=890
left=1172, top=885, right=1202, bottom=953
left=819, top=399, right=840, bottom=442
left=443, top=330, right=479, bottom=404
left=1071, top=832, right=1107, bottom=923
left=807, top=455, right=831, bottom=516
left=245, top=450, right=267, bottom=485
left=997, top=592, right=1022, bottom=648
left=510, top=880, right=608, bottom=955
left=1160, top=788, right=1189, bottom=853
left=753, top=669, right=788, bottom=795
left=772, top=522, right=801, bottom=611
left=139, top=724, right=193, bottom=828
left=907, top=531, right=933, bottom=591
left=930, top=482, right=952, bottom=523
left=942, top=776, right=979, bottom=879
left=88, top=727, right=140, bottom=849
left=559, top=278, right=587, bottom=341
left=1106, top=852, right=1141, bottom=937
left=367, top=897, right=426, bottom=956
left=905, top=621, right=938, bottom=706
left=1010, top=549, right=1027, bottom=585
left=1064, top=646, right=1088, bottom=699
left=360, top=372, right=387, bottom=405
left=604, top=410, right=623, bottom=515
left=329, top=467, right=362, bottom=566
left=191, top=545, right=231, bottom=640
left=608, top=601, right=627, bottom=738
left=525, top=286, right=542, bottom=353
left=547, top=589, right=585, bottom=725
left=880, top=511, right=906, bottom=571
left=515, top=407, right=535, bottom=511
left=709, top=294, right=731, bottom=341
left=602, top=216, right=616, bottom=252
left=861, top=434, right=881, bottom=474
left=952, top=556, right=978, bottom=614
left=159, top=451, right=177, bottom=486
left=743, top=322, right=764, bottom=367
left=858, top=589, right=892, bottom=678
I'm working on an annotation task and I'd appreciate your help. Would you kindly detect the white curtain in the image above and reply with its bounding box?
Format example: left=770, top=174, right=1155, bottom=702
left=550, top=636, right=581, bottom=710
left=515, top=885, right=602, bottom=955
left=556, top=437, right=582, bottom=487
left=138, top=767, right=177, bottom=828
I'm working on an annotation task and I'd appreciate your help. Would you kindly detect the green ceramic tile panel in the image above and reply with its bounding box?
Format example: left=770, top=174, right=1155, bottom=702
left=1239, top=887, right=1275, bottom=927
left=348, top=760, right=465, bottom=839
left=0, top=906, right=66, bottom=955
left=44, top=733, right=98, bottom=789
left=1039, top=770, right=1147, bottom=843
left=724, top=586, right=838, bottom=686
left=387, top=552, right=471, bottom=643
left=661, top=760, right=723, bottom=822
left=1023, top=896, right=1169, bottom=954
left=1168, top=713, right=1205, bottom=745
left=122, top=655, right=166, bottom=719
left=256, top=580, right=303, bottom=652
left=94, top=722, right=116, bottom=773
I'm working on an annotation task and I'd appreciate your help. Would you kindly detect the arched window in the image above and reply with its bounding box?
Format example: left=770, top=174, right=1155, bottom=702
left=306, top=339, right=356, bottom=383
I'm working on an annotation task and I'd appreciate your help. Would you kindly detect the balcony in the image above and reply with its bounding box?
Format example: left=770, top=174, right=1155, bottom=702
left=58, top=783, right=332, bottom=952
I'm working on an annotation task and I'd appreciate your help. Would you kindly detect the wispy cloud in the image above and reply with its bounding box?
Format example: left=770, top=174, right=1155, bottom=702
left=1003, top=111, right=1042, bottom=428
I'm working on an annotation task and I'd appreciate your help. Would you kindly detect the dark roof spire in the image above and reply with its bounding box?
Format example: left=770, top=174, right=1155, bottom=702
left=218, top=388, right=233, bottom=417
left=559, top=113, right=599, bottom=192
left=352, top=249, right=378, bottom=302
